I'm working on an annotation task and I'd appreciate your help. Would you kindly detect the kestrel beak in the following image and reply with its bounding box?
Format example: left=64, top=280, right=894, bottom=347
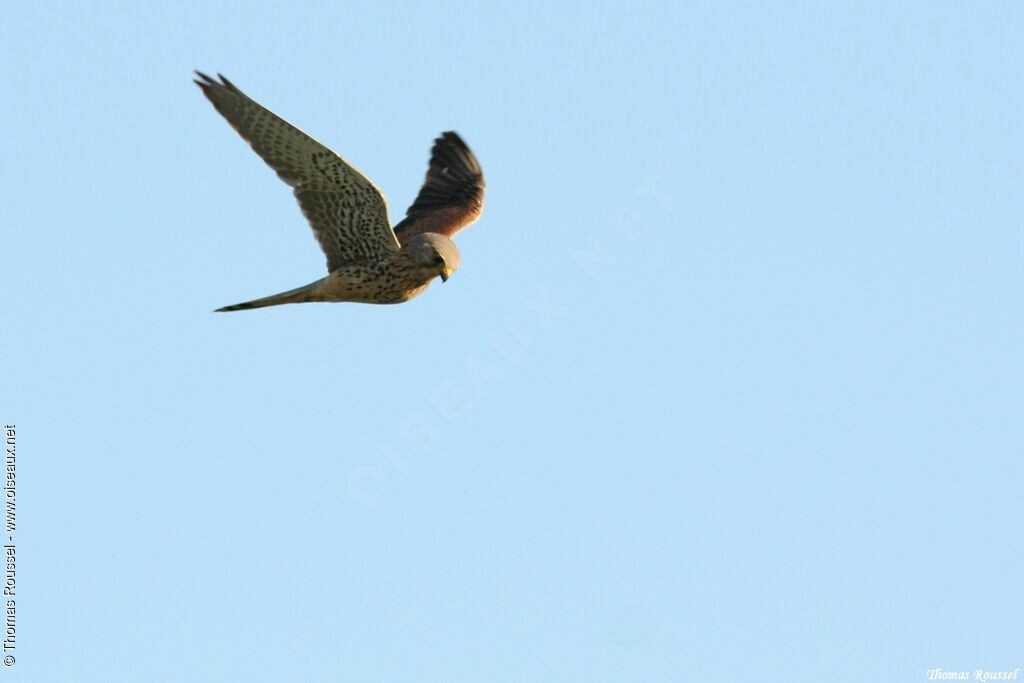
left=440, top=268, right=453, bottom=283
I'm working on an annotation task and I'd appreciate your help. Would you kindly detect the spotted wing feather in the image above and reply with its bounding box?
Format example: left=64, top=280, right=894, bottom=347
left=393, top=132, right=485, bottom=243
left=194, top=72, right=399, bottom=271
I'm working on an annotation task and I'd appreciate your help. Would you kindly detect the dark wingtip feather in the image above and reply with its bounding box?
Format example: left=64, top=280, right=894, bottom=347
left=193, top=70, right=215, bottom=87
left=193, top=71, right=241, bottom=95
left=431, top=131, right=482, bottom=176
left=217, top=73, right=242, bottom=93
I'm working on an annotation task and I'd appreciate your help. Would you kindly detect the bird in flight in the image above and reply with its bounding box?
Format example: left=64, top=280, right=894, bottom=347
left=194, top=71, right=485, bottom=312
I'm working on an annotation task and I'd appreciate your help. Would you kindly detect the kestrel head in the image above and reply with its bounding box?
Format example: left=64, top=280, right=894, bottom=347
left=404, top=232, right=461, bottom=283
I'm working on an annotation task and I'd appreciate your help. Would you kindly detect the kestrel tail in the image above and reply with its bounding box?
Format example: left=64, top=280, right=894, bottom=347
left=193, top=71, right=486, bottom=311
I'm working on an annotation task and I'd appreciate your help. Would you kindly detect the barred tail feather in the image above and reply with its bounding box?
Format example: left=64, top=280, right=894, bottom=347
left=214, top=279, right=326, bottom=312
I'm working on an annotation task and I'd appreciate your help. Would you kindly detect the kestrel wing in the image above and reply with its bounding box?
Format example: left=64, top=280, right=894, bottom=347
left=195, top=72, right=399, bottom=271
left=392, top=132, right=485, bottom=243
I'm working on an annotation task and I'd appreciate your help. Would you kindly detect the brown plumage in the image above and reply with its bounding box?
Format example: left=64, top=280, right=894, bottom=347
left=193, top=72, right=485, bottom=311
left=393, top=132, right=485, bottom=243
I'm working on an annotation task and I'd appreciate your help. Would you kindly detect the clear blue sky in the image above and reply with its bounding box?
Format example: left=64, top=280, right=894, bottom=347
left=4, top=1, right=1022, bottom=681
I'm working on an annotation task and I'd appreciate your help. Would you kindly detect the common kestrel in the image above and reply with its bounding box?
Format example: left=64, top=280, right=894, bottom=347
left=194, top=72, right=485, bottom=311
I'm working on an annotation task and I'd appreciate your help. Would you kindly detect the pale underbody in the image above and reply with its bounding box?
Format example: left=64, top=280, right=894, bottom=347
left=216, top=240, right=454, bottom=312
left=306, top=261, right=436, bottom=305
